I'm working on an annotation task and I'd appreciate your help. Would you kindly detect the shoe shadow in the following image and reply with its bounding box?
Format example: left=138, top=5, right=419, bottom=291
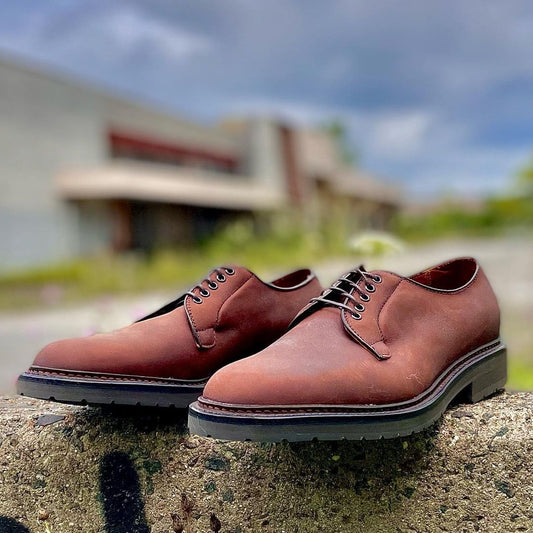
left=275, top=423, right=442, bottom=493
left=76, top=404, right=189, bottom=434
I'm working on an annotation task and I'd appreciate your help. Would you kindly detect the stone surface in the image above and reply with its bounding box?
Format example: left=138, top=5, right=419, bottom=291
left=0, top=392, right=531, bottom=533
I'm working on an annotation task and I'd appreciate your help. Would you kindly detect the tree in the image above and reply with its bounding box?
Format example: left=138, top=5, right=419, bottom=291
left=322, top=120, right=359, bottom=167
left=516, top=155, right=533, bottom=196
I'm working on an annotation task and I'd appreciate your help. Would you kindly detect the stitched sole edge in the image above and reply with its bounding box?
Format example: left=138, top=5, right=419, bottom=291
left=188, top=343, right=507, bottom=442
left=17, top=372, right=205, bottom=408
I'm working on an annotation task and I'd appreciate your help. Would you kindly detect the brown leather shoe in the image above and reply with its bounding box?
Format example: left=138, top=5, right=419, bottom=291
left=189, top=258, right=506, bottom=441
left=17, top=266, right=322, bottom=407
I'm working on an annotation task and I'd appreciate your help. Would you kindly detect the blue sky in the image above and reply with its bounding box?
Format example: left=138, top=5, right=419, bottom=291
left=1, top=1, right=532, bottom=199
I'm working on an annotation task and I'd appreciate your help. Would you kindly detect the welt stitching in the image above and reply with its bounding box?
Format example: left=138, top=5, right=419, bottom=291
left=198, top=341, right=500, bottom=415
left=28, top=369, right=207, bottom=385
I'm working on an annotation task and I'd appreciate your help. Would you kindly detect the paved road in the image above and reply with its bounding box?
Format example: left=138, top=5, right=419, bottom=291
left=1, top=236, right=531, bottom=394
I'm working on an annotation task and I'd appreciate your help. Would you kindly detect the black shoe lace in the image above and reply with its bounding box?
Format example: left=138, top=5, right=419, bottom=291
left=310, top=266, right=382, bottom=320
left=186, top=267, right=236, bottom=304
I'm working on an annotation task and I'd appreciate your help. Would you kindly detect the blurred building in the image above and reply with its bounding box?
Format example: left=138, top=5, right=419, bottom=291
left=0, top=54, right=401, bottom=269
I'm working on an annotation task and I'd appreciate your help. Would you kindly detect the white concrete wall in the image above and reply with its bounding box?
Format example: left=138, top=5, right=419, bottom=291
left=0, top=57, right=108, bottom=269
left=240, top=118, right=287, bottom=193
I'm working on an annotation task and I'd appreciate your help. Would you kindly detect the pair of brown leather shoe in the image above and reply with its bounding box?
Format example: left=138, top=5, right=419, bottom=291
left=18, top=258, right=506, bottom=442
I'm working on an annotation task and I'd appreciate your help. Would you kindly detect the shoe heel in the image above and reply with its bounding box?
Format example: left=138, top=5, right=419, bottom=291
left=465, top=346, right=507, bottom=403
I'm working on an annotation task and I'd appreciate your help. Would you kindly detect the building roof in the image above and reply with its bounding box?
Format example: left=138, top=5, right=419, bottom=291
left=56, top=162, right=285, bottom=211
left=297, top=129, right=402, bottom=205
left=335, top=169, right=402, bottom=206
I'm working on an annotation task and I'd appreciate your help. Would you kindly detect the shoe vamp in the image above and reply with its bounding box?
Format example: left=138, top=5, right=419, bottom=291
left=204, top=308, right=435, bottom=406
left=33, top=308, right=212, bottom=380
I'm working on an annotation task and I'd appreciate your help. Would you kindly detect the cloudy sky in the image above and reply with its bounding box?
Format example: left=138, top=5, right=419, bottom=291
left=1, top=1, right=532, bottom=199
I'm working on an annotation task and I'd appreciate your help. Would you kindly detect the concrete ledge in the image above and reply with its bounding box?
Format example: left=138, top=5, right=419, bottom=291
left=0, top=392, right=531, bottom=533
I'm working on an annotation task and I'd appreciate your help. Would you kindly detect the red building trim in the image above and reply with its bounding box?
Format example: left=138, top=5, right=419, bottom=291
left=108, top=130, right=239, bottom=172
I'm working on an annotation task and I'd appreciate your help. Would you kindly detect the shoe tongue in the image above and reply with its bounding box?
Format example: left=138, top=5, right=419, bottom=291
left=350, top=263, right=371, bottom=278
left=344, top=268, right=366, bottom=284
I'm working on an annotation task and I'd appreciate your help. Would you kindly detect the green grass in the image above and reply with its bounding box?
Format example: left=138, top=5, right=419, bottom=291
left=508, top=359, right=533, bottom=391
left=395, top=195, right=533, bottom=243
left=0, top=220, right=344, bottom=311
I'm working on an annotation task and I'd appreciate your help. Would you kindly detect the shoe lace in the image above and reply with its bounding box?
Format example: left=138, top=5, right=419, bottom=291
left=310, top=265, right=382, bottom=319
left=185, top=266, right=236, bottom=304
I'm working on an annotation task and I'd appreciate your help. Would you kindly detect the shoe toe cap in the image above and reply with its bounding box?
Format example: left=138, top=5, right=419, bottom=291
left=201, top=352, right=315, bottom=407
left=202, top=359, right=272, bottom=406
left=32, top=338, right=81, bottom=371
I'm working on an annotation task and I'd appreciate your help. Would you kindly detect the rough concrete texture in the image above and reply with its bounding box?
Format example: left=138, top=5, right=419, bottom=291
left=0, top=392, right=531, bottom=533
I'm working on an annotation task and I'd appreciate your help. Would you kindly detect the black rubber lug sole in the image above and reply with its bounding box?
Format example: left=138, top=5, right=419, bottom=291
left=188, top=342, right=507, bottom=442
left=17, top=372, right=205, bottom=408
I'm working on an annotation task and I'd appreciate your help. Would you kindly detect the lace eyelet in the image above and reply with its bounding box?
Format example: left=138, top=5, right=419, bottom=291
left=360, top=293, right=370, bottom=302
left=373, top=275, right=382, bottom=283
left=351, top=312, right=362, bottom=320
left=192, top=296, right=202, bottom=304
left=365, top=283, right=376, bottom=293
left=217, top=274, right=226, bottom=282
left=199, top=288, right=210, bottom=297
left=355, top=303, right=365, bottom=312
left=208, top=281, right=218, bottom=290
left=225, top=268, right=235, bottom=275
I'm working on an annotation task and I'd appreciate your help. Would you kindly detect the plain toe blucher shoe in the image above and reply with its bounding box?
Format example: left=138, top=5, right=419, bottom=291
left=189, top=258, right=507, bottom=441
left=17, top=266, right=322, bottom=407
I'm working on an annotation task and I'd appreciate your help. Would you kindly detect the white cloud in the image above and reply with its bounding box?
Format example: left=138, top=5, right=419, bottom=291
left=0, top=5, right=212, bottom=64
left=225, top=98, right=440, bottom=160
left=365, top=111, right=434, bottom=158
left=222, top=95, right=529, bottom=198
left=1, top=1, right=532, bottom=200
left=223, top=98, right=339, bottom=125
left=405, top=146, right=532, bottom=199
left=97, top=8, right=212, bottom=62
